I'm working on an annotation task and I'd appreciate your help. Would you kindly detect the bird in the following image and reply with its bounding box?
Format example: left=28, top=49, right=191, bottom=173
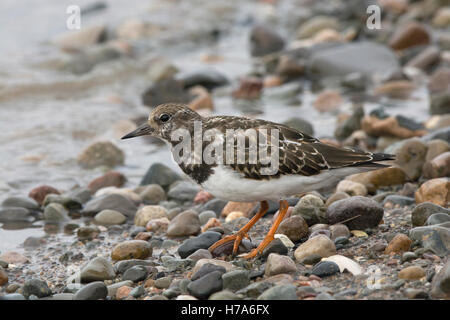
left=122, top=103, right=394, bottom=259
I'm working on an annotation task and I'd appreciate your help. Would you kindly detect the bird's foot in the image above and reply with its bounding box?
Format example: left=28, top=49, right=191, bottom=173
left=208, top=232, right=249, bottom=257
left=239, top=235, right=274, bottom=259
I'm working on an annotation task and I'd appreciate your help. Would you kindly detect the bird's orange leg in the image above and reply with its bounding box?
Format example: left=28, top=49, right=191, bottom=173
left=242, top=199, right=289, bottom=259
left=209, top=200, right=269, bottom=256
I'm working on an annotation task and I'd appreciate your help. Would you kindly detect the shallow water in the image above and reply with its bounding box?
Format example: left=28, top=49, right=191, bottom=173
left=0, top=0, right=431, bottom=252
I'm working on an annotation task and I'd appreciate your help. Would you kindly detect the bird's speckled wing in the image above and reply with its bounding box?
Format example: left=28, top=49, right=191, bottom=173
left=203, top=116, right=393, bottom=180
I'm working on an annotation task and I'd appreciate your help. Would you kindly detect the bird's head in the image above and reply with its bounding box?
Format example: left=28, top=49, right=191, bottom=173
left=121, top=103, right=202, bottom=141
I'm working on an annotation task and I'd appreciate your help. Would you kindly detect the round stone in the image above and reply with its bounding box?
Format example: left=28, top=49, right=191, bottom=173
left=277, top=215, right=308, bottom=242
left=134, top=205, right=168, bottom=227
left=294, top=235, right=336, bottom=261
left=398, top=266, right=426, bottom=280
left=94, top=210, right=126, bottom=225
left=80, top=257, right=116, bottom=283
left=22, top=279, right=52, bottom=298
left=311, top=261, right=340, bottom=278
left=111, top=240, right=152, bottom=261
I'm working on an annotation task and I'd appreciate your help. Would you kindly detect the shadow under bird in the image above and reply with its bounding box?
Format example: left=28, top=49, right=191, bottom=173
left=122, top=103, right=394, bottom=259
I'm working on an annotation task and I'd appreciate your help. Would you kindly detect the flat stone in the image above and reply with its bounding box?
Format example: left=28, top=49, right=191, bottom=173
left=431, top=259, right=450, bottom=299
left=0, top=251, right=29, bottom=264
left=187, top=270, right=223, bottom=299
left=186, top=249, right=212, bottom=262
left=412, top=202, right=450, bottom=226
left=409, top=226, right=450, bottom=256
left=0, top=207, right=33, bottom=223
left=398, top=266, right=426, bottom=280
left=327, top=196, right=384, bottom=230
left=0, top=293, right=26, bottom=300
left=309, top=42, right=400, bottom=78
left=383, top=195, right=415, bottom=206
left=178, top=231, right=221, bottom=258
left=2, top=197, right=39, bottom=210
left=192, top=259, right=235, bottom=275
left=311, top=261, right=340, bottom=277
left=222, top=270, right=250, bottom=291
left=426, top=213, right=450, bottom=226
left=209, top=290, right=242, bottom=300
left=114, top=259, right=155, bottom=274
left=191, top=263, right=226, bottom=281
left=122, top=265, right=149, bottom=283
left=83, top=193, right=137, bottom=218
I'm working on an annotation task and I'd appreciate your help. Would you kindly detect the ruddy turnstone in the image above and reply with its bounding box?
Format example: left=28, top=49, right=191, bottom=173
left=122, top=103, right=394, bottom=258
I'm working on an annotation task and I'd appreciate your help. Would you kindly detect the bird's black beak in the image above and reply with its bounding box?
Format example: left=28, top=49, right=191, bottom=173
left=121, top=123, right=154, bottom=139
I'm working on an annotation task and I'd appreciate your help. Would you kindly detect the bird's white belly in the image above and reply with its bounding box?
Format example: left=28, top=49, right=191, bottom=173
left=200, top=165, right=364, bottom=202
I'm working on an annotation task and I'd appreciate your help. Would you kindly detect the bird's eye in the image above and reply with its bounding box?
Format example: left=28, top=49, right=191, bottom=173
left=159, top=114, right=170, bottom=122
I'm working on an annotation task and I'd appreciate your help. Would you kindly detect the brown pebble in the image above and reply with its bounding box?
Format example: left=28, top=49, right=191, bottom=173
left=0, top=267, right=8, bottom=286
left=144, top=279, right=155, bottom=288
left=0, top=251, right=29, bottom=264
left=221, top=201, right=258, bottom=218
left=201, top=218, right=222, bottom=233
left=111, top=240, right=152, bottom=261
left=134, top=232, right=152, bottom=241
left=398, top=266, right=426, bottom=280
left=415, top=178, right=450, bottom=207
left=386, top=259, right=398, bottom=266
left=28, top=185, right=60, bottom=205
left=385, top=234, right=412, bottom=254
left=88, top=171, right=126, bottom=194
left=116, top=286, right=132, bottom=299
left=389, top=22, right=430, bottom=50
left=231, top=77, right=263, bottom=100
left=308, top=274, right=322, bottom=282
